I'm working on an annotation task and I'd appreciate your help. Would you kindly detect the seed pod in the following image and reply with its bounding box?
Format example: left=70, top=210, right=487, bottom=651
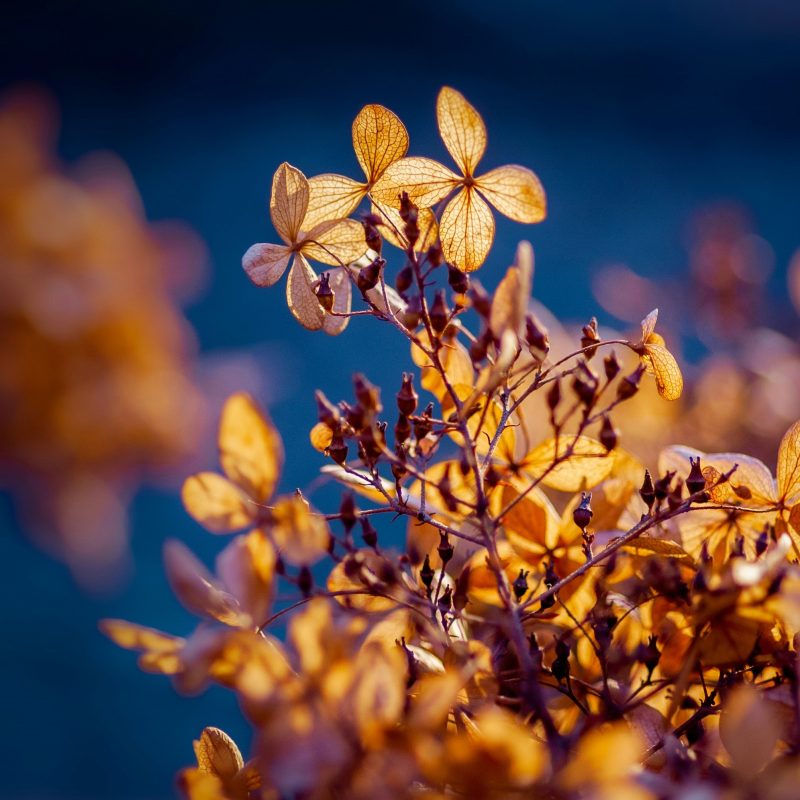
left=394, top=413, right=411, bottom=444
left=427, top=244, right=443, bottom=268
left=617, top=364, right=645, bottom=400
left=581, top=317, right=600, bottom=359
left=547, top=379, right=561, bottom=412
left=396, top=373, right=419, bottom=416
left=525, top=313, right=550, bottom=359
left=315, top=390, right=340, bottom=428
left=448, top=265, right=469, bottom=294
left=756, top=526, right=770, bottom=557
left=654, top=471, right=675, bottom=501
left=603, top=351, right=621, bottom=381
left=399, top=191, right=416, bottom=223
left=339, top=492, right=357, bottom=533
left=573, top=492, right=593, bottom=531
left=363, top=219, right=382, bottom=253
left=360, top=517, right=378, bottom=548
left=328, top=434, right=348, bottom=465
left=353, top=373, right=381, bottom=412
left=391, top=444, right=407, bottom=481
left=315, top=272, right=334, bottom=312
left=667, top=478, right=684, bottom=511
left=437, top=533, right=454, bottom=565
left=640, top=470, right=656, bottom=510
left=420, top=554, right=435, bottom=590
left=572, top=374, right=597, bottom=407
left=513, top=569, right=529, bottom=601
left=686, top=457, right=706, bottom=495
left=298, top=566, right=313, bottom=597
left=357, top=256, right=385, bottom=294
left=413, top=402, right=434, bottom=440
left=599, top=414, right=618, bottom=451
left=469, top=281, right=492, bottom=318
left=437, top=586, right=452, bottom=613
left=399, top=294, right=422, bottom=331
left=395, top=264, right=414, bottom=294
left=429, top=290, right=449, bottom=333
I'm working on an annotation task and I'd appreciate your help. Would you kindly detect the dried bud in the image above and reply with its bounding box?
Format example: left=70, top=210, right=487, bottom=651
left=391, top=444, right=407, bottom=481
left=603, top=351, right=621, bottom=381
left=363, top=219, right=382, bottom=253
left=581, top=317, right=601, bottom=359
left=298, top=566, right=313, bottom=597
left=420, top=554, right=435, bottom=590
left=547, top=379, right=561, bottom=411
left=551, top=639, right=571, bottom=683
left=640, top=470, right=656, bottom=510
left=525, top=313, right=550, bottom=358
left=654, top=471, right=675, bottom=501
left=392, top=265, right=413, bottom=297
left=636, top=634, right=660, bottom=680
left=400, top=293, right=422, bottom=331
left=359, top=423, right=384, bottom=463
left=573, top=492, right=593, bottom=531
left=353, top=373, right=382, bottom=413
left=357, top=256, right=385, bottom=293
left=315, top=390, right=340, bottom=428
left=437, top=586, right=452, bottom=613
left=599, top=415, right=618, bottom=451
left=448, top=265, right=470, bottom=294
left=617, top=364, right=645, bottom=400
left=469, top=329, right=490, bottom=364
left=427, top=244, right=443, bottom=268
left=469, top=281, right=492, bottom=318
left=339, top=492, right=357, bottom=533
left=360, top=517, right=378, bottom=548
left=399, top=191, right=416, bottom=223
left=413, top=402, right=434, bottom=440
left=429, top=289, right=449, bottom=333
left=484, top=464, right=501, bottom=489
left=396, top=373, right=419, bottom=416
left=328, top=433, right=348, bottom=465
left=667, top=478, right=684, bottom=511
left=686, top=457, right=706, bottom=496
left=453, top=566, right=470, bottom=612
left=394, top=413, right=411, bottom=444
left=315, top=272, right=334, bottom=312
left=572, top=373, right=597, bottom=407
left=437, top=533, right=454, bottom=565
left=513, top=569, right=529, bottom=602
left=545, top=560, right=559, bottom=588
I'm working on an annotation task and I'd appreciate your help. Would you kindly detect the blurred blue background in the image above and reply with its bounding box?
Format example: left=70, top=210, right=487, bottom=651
left=2, top=1, right=800, bottom=797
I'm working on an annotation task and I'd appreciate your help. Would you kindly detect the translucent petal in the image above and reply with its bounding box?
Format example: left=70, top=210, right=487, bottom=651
left=777, top=419, right=800, bottom=504
left=640, top=308, right=659, bottom=342
left=352, top=103, right=409, bottom=184
left=241, top=242, right=291, bottom=287
left=500, top=484, right=561, bottom=559
left=181, top=472, right=253, bottom=534
left=321, top=267, right=352, bottom=336
left=439, top=187, right=495, bottom=272
left=371, top=200, right=438, bottom=253
left=286, top=254, right=325, bottom=330
left=301, top=218, right=366, bottom=266
left=193, top=727, right=244, bottom=779
left=642, top=343, right=683, bottom=401
left=304, top=173, right=365, bottom=229
left=164, top=539, right=243, bottom=627
left=436, top=86, right=487, bottom=176
left=218, top=392, right=284, bottom=503
left=476, top=164, right=546, bottom=224
left=521, top=435, right=615, bottom=492
left=370, top=156, right=459, bottom=208
left=271, top=494, right=330, bottom=565
left=269, top=162, right=309, bottom=244
left=489, top=241, right=534, bottom=338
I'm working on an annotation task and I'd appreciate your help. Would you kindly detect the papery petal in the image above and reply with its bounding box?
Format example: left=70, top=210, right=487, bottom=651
left=271, top=493, right=330, bottom=565
left=490, top=241, right=534, bottom=339
left=439, top=187, right=495, bottom=272
left=241, top=242, right=291, bottom=287
left=370, top=156, right=459, bottom=208
left=218, top=392, right=284, bottom=503
left=436, top=86, right=487, bottom=176
left=321, top=267, right=352, bottom=336
left=269, top=162, right=309, bottom=244
left=305, top=173, right=365, bottom=229
left=164, top=539, right=243, bottom=626
left=301, top=218, right=367, bottom=265
left=352, top=104, right=409, bottom=184
left=778, top=420, right=800, bottom=504
left=372, top=201, right=438, bottom=253
left=181, top=471, right=254, bottom=534
left=193, top=726, right=244, bottom=778
left=642, top=343, right=683, bottom=401
left=476, top=165, right=546, bottom=223
left=286, top=254, right=325, bottom=330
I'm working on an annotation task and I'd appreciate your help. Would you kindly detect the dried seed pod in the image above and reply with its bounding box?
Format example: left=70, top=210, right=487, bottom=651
left=525, top=313, right=550, bottom=360
left=395, top=264, right=414, bottom=294
left=599, top=414, right=618, bottom=451
left=581, top=317, right=600, bottom=359
left=420, top=554, right=435, bottom=590
left=429, top=290, right=449, bottom=334
left=328, top=433, right=348, bottom=465
left=427, top=243, right=443, bottom=268
left=339, top=492, right=357, bottom=533
left=400, top=294, right=422, bottom=331
left=315, top=272, right=334, bottom=312
left=315, top=390, right=340, bottom=428
left=469, top=281, right=492, bottom=318
left=603, top=351, right=621, bottom=381
left=448, top=265, right=469, bottom=294
left=394, top=413, right=411, bottom=444
left=547, top=379, right=562, bottom=412
left=513, top=569, right=529, bottom=601
left=363, top=219, right=382, bottom=253
left=617, top=364, right=645, bottom=400
left=413, top=402, right=434, bottom=440
left=396, top=373, right=419, bottom=416
left=360, top=517, right=378, bottom=548
left=298, top=566, right=313, bottom=597
left=686, top=457, right=706, bottom=495
left=353, top=373, right=381, bottom=413
left=573, top=492, right=593, bottom=531
left=437, top=533, right=454, bottom=564
left=640, top=470, right=656, bottom=510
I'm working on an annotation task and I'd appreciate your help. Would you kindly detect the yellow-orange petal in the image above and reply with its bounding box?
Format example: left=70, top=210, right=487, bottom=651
left=286, top=254, right=325, bottom=330
left=301, top=218, right=367, bottom=266
left=352, top=103, right=409, bottom=184
left=476, top=164, right=546, bottom=223
left=436, top=86, right=487, bottom=176
left=241, top=242, right=291, bottom=287
left=270, top=493, right=330, bottom=565
left=643, top=343, right=683, bottom=401
left=181, top=472, right=254, bottom=534
left=305, top=173, right=365, bottom=229
left=372, top=201, right=439, bottom=253
left=439, top=187, right=495, bottom=272
left=269, top=162, right=309, bottom=244
left=321, top=267, right=352, bottom=336
left=370, top=156, right=459, bottom=208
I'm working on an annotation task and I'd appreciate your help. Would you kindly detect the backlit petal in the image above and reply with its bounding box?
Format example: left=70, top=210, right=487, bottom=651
left=439, top=187, right=495, bottom=272
left=269, top=162, right=309, bottom=244
left=181, top=472, right=254, bottom=534
left=370, top=156, right=459, bottom=208
left=436, top=87, right=487, bottom=176
left=372, top=201, right=438, bottom=253
left=321, top=267, right=352, bottom=336
left=476, top=164, right=546, bottom=223
left=241, top=242, right=291, bottom=287
left=286, top=254, right=325, bottom=330
left=305, top=173, right=365, bottom=229
left=301, top=218, right=367, bottom=265
left=352, top=104, right=409, bottom=184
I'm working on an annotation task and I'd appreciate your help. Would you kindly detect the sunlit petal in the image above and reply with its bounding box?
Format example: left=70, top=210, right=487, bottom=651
left=372, top=201, right=439, bottom=253
left=305, top=173, right=365, bottom=229
left=181, top=472, right=254, bottom=534
left=439, top=187, right=495, bottom=272
left=370, top=156, right=459, bottom=208
left=352, top=104, right=409, bottom=184
left=321, top=267, right=352, bottom=336
left=476, top=165, right=546, bottom=223
left=269, top=162, right=309, bottom=244
left=286, top=254, right=325, bottom=330
left=301, top=218, right=366, bottom=265
left=241, top=242, right=291, bottom=287
left=436, top=87, right=487, bottom=176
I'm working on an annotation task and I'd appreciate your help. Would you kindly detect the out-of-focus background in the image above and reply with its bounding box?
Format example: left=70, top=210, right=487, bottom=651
left=1, top=1, right=799, bottom=797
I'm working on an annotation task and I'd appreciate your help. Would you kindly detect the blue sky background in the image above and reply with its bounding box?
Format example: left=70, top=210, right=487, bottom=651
left=2, top=1, right=800, bottom=797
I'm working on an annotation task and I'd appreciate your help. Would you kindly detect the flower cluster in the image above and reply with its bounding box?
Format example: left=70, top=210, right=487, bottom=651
left=107, top=88, right=800, bottom=798
left=0, top=90, right=204, bottom=585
